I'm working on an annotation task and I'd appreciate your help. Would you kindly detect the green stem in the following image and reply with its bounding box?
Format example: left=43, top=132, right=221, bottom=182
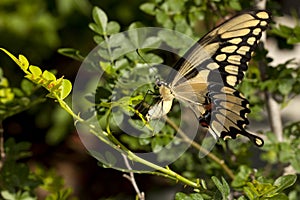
left=103, top=109, right=200, bottom=188
left=164, top=116, right=235, bottom=180
left=59, top=102, right=200, bottom=188
left=56, top=98, right=84, bottom=122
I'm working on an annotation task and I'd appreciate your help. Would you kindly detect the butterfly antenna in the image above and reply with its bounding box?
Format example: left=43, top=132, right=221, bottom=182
left=135, top=49, right=160, bottom=81
left=134, top=49, right=159, bottom=113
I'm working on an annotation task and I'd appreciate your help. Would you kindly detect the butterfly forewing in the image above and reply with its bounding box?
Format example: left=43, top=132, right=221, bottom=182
left=171, top=11, right=270, bottom=89
left=148, top=10, right=270, bottom=146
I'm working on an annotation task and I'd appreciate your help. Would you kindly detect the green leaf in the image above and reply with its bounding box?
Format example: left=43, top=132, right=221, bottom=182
left=106, top=21, right=120, bottom=35
left=278, top=79, right=294, bottom=96
left=1, top=191, right=36, bottom=200
left=168, top=0, right=185, bottom=12
left=127, top=25, right=147, bottom=48
left=45, top=188, right=72, bottom=200
left=212, top=176, right=230, bottom=199
left=100, top=62, right=116, bottom=75
left=156, top=11, right=173, bottom=28
left=175, top=192, right=190, bottom=200
left=175, top=192, right=204, bottom=200
left=120, top=135, right=142, bottom=150
left=151, top=137, right=164, bottom=153
left=229, top=0, right=242, bottom=10
left=174, top=15, right=192, bottom=35
left=140, top=3, right=156, bottom=15
left=93, top=35, right=104, bottom=44
left=142, top=36, right=162, bottom=49
left=92, top=7, right=108, bottom=34
left=273, top=175, right=297, bottom=193
left=114, top=58, right=129, bottom=70
left=190, top=193, right=204, bottom=200
left=290, top=149, right=300, bottom=172
left=231, top=165, right=252, bottom=187
left=287, top=37, right=300, bottom=44
left=89, top=23, right=103, bottom=35
left=1, top=190, right=15, bottom=200
left=267, top=193, right=289, bottom=200
left=20, top=79, right=35, bottom=96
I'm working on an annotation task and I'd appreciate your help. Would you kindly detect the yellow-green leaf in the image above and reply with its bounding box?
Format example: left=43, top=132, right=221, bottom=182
left=60, top=79, right=72, bottom=100
left=42, top=70, right=56, bottom=81
left=29, top=65, right=42, bottom=77
left=0, top=88, right=14, bottom=103
left=18, top=55, right=30, bottom=71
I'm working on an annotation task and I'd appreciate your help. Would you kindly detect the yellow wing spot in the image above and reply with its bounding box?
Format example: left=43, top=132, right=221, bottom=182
left=224, top=65, right=239, bottom=75
left=253, top=28, right=261, bottom=35
left=256, top=11, right=269, bottom=19
left=255, top=138, right=264, bottom=146
left=228, top=55, right=242, bottom=65
left=260, top=21, right=268, bottom=26
left=215, top=54, right=227, bottom=61
left=237, top=46, right=250, bottom=55
left=221, top=45, right=238, bottom=53
left=207, top=63, right=219, bottom=70
left=222, top=29, right=251, bottom=39
left=228, top=38, right=242, bottom=44
left=247, top=37, right=256, bottom=45
left=226, top=75, right=237, bottom=86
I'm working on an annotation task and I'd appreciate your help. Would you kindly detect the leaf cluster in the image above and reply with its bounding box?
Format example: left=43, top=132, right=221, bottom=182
left=0, top=139, right=72, bottom=200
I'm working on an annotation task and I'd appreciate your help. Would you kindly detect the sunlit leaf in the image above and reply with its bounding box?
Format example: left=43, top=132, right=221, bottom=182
left=60, top=79, right=72, bottom=100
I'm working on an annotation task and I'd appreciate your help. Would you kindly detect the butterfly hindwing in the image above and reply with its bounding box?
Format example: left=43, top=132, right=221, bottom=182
left=205, top=84, right=264, bottom=146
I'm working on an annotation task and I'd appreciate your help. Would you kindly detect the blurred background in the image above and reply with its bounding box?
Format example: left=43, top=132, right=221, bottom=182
left=1, top=0, right=300, bottom=199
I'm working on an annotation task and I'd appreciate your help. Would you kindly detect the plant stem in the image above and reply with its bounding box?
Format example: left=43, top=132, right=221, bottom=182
left=164, top=116, right=235, bottom=180
left=57, top=98, right=84, bottom=123
left=98, top=109, right=201, bottom=188
left=55, top=87, right=200, bottom=188
left=265, top=92, right=283, bottom=141
left=0, top=122, right=5, bottom=171
left=122, top=154, right=145, bottom=200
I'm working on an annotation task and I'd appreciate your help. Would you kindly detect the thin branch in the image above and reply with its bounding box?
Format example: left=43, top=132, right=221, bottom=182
left=122, top=154, right=145, bottom=200
left=0, top=121, right=5, bottom=171
left=164, top=116, right=235, bottom=180
left=265, top=92, right=283, bottom=141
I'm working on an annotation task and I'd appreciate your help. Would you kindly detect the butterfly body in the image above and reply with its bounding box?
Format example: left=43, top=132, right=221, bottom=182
left=147, top=11, right=270, bottom=146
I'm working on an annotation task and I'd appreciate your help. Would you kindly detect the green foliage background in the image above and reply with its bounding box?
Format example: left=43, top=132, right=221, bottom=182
left=1, top=0, right=300, bottom=199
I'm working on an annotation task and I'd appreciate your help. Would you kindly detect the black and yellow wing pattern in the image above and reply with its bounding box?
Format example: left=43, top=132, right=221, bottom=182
left=147, top=10, right=271, bottom=146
